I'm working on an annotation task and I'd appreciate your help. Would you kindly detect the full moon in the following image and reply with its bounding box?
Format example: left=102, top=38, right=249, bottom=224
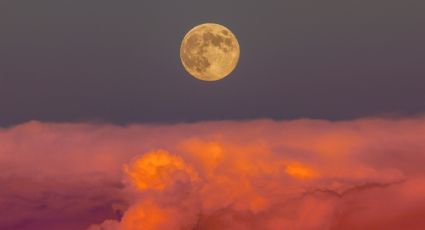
left=180, top=23, right=240, bottom=81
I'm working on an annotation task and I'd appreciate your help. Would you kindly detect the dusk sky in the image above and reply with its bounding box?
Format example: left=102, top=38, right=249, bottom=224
left=1, top=0, right=424, bottom=125
left=1, top=1, right=425, bottom=230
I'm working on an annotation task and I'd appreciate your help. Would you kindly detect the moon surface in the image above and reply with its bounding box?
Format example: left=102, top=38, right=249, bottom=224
left=180, top=23, right=240, bottom=81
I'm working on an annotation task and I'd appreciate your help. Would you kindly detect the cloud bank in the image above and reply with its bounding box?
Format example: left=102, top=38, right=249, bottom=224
left=1, top=118, right=425, bottom=229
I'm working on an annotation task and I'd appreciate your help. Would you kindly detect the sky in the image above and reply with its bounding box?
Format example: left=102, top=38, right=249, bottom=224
left=1, top=0, right=425, bottom=126
left=1, top=1, right=425, bottom=230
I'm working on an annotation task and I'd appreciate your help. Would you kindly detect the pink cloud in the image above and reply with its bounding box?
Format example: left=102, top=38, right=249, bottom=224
left=1, top=118, right=425, bottom=229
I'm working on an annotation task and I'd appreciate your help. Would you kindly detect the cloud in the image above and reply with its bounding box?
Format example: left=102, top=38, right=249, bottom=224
left=1, top=118, right=425, bottom=229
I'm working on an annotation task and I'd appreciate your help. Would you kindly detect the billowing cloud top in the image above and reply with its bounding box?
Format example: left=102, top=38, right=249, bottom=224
left=1, top=118, right=425, bottom=230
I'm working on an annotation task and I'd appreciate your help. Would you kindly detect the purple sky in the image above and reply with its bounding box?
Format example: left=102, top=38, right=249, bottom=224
left=1, top=0, right=424, bottom=126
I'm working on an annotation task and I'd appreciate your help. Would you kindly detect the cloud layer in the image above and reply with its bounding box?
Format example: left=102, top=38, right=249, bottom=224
left=1, top=118, right=425, bottom=229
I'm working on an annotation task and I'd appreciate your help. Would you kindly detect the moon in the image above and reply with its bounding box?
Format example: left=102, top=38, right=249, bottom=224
left=180, top=23, right=240, bottom=81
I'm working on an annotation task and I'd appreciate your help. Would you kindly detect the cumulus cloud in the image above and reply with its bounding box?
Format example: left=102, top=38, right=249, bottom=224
left=1, top=118, right=425, bottom=229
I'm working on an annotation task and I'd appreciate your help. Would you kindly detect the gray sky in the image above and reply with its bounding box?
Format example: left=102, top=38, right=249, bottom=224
left=1, top=0, right=424, bottom=126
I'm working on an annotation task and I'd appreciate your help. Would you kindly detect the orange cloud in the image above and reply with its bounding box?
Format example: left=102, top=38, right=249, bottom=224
left=124, top=150, right=199, bottom=191
left=285, top=162, right=318, bottom=179
left=1, top=118, right=425, bottom=229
